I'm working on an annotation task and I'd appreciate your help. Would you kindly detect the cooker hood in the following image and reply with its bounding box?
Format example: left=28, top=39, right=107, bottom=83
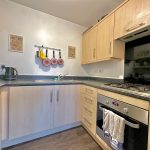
left=120, top=25, right=150, bottom=42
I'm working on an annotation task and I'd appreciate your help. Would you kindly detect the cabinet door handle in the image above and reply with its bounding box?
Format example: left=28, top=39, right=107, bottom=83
left=93, top=48, right=96, bottom=59
left=50, top=90, right=53, bottom=103
left=109, top=42, right=112, bottom=55
left=126, top=22, right=145, bottom=32
left=57, top=90, right=59, bottom=102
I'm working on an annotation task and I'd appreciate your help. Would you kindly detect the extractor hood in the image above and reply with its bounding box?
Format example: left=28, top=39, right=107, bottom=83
left=120, top=25, right=150, bottom=42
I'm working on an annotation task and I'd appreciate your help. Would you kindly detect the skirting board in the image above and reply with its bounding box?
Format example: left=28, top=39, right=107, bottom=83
left=2, top=121, right=81, bottom=148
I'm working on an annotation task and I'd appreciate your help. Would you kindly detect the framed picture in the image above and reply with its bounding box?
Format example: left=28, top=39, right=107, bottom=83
left=68, top=46, right=76, bottom=59
left=9, top=34, right=23, bottom=52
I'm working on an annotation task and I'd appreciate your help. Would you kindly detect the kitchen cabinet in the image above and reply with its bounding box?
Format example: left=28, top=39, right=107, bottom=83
left=88, top=26, right=97, bottom=62
left=82, top=26, right=97, bottom=64
left=80, top=86, right=97, bottom=135
left=9, top=86, right=54, bottom=139
left=8, top=85, right=80, bottom=140
left=114, top=0, right=150, bottom=40
left=0, top=87, right=9, bottom=141
left=82, top=32, right=89, bottom=64
left=54, top=85, right=80, bottom=128
left=97, top=13, right=124, bottom=60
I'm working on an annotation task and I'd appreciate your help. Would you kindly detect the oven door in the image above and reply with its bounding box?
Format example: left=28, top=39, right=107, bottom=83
left=96, top=102, right=148, bottom=150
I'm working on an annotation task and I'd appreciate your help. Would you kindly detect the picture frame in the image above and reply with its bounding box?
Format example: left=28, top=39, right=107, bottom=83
left=9, top=34, right=23, bottom=52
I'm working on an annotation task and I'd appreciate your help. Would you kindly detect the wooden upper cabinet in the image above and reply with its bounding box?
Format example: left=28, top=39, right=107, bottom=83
left=97, top=14, right=125, bottom=60
left=82, top=32, right=89, bottom=64
left=114, top=0, right=150, bottom=39
left=142, top=0, right=150, bottom=25
left=82, top=26, right=97, bottom=64
left=88, top=26, right=97, bottom=62
left=97, top=14, right=114, bottom=60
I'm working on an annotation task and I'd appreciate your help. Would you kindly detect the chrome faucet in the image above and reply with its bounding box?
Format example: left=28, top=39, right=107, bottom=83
left=57, top=74, right=68, bottom=80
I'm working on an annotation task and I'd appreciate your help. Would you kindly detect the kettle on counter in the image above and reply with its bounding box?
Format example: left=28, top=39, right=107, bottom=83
left=2, top=65, right=18, bottom=80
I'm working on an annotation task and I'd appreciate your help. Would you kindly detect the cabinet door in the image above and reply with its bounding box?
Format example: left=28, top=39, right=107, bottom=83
left=114, top=0, right=147, bottom=39
left=142, top=0, right=150, bottom=26
left=54, top=85, right=80, bottom=128
left=9, top=86, right=54, bottom=139
left=97, top=14, right=114, bottom=60
left=82, top=32, right=89, bottom=64
left=88, top=26, right=97, bottom=62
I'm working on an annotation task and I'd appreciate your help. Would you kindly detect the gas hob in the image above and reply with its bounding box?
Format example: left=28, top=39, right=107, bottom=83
left=105, top=83, right=150, bottom=93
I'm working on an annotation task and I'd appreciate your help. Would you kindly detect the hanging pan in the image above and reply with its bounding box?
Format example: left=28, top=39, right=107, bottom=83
left=51, top=50, right=57, bottom=65
left=42, top=49, right=51, bottom=67
left=57, top=51, right=64, bottom=65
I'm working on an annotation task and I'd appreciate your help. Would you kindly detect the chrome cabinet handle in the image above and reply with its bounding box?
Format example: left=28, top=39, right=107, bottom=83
left=50, top=90, right=53, bottom=103
left=57, top=90, right=59, bottom=102
left=126, top=22, right=145, bottom=32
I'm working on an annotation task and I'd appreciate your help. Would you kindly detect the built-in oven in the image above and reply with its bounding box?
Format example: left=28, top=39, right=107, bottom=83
left=96, top=94, right=148, bottom=150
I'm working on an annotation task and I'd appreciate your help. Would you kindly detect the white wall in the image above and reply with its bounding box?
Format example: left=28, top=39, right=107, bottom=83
left=83, top=60, right=124, bottom=79
left=0, top=0, right=124, bottom=79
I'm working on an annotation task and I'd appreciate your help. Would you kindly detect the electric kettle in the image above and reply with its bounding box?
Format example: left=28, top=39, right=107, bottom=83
left=2, top=66, right=18, bottom=80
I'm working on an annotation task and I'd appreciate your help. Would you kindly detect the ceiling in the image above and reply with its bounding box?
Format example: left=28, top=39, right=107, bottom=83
left=9, top=0, right=123, bottom=27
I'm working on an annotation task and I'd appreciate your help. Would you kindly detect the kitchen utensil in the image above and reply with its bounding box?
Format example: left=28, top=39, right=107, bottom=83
left=39, top=48, right=46, bottom=60
left=42, top=58, right=51, bottom=67
left=51, top=50, right=57, bottom=65
left=2, top=66, right=18, bottom=80
left=57, top=51, right=64, bottom=65
left=42, top=49, right=51, bottom=67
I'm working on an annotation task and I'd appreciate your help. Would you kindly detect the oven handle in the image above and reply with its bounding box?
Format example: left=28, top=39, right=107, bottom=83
left=99, top=106, right=140, bottom=129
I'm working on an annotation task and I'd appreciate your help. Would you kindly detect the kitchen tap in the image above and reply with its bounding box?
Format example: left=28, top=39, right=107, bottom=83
left=57, top=74, right=68, bottom=80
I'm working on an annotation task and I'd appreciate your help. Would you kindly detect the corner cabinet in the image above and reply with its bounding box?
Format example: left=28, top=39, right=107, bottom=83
left=9, top=86, right=54, bottom=139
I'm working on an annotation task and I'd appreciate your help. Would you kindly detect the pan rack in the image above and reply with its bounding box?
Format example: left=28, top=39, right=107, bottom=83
left=34, top=45, right=61, bottom=51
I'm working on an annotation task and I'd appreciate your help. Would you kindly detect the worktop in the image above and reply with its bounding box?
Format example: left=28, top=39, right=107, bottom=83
left=0, top=78, right=150, bottom=102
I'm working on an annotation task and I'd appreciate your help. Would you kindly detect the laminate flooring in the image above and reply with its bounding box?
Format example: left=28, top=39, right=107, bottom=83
left=4, top=127, right=102, bottom=150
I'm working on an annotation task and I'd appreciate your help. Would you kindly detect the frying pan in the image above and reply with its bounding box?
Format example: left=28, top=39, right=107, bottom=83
left=57, top=51, right=64, bottom=65
left=42, top=49, right=51, bottom=67
left=51, top=50, right=57, bottom=65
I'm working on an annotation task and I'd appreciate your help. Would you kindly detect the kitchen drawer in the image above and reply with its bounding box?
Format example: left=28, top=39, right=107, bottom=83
left=82, top=117, right=96, bottom=134
left=82, top=95, right=96, bottom=108
left=82, top=105, right=96, bottom=122
left=81, top=85, right=97, bottom=98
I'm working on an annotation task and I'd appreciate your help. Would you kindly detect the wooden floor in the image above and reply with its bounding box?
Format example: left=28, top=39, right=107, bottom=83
left=4, top=127, right=102, bottom=150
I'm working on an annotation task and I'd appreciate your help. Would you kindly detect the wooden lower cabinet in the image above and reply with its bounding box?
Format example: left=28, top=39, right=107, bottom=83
left=80, top=86, right=97, bottom=135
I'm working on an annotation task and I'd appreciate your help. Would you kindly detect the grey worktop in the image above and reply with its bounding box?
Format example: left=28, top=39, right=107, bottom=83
left=0, top=78, right=150, bottom=102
